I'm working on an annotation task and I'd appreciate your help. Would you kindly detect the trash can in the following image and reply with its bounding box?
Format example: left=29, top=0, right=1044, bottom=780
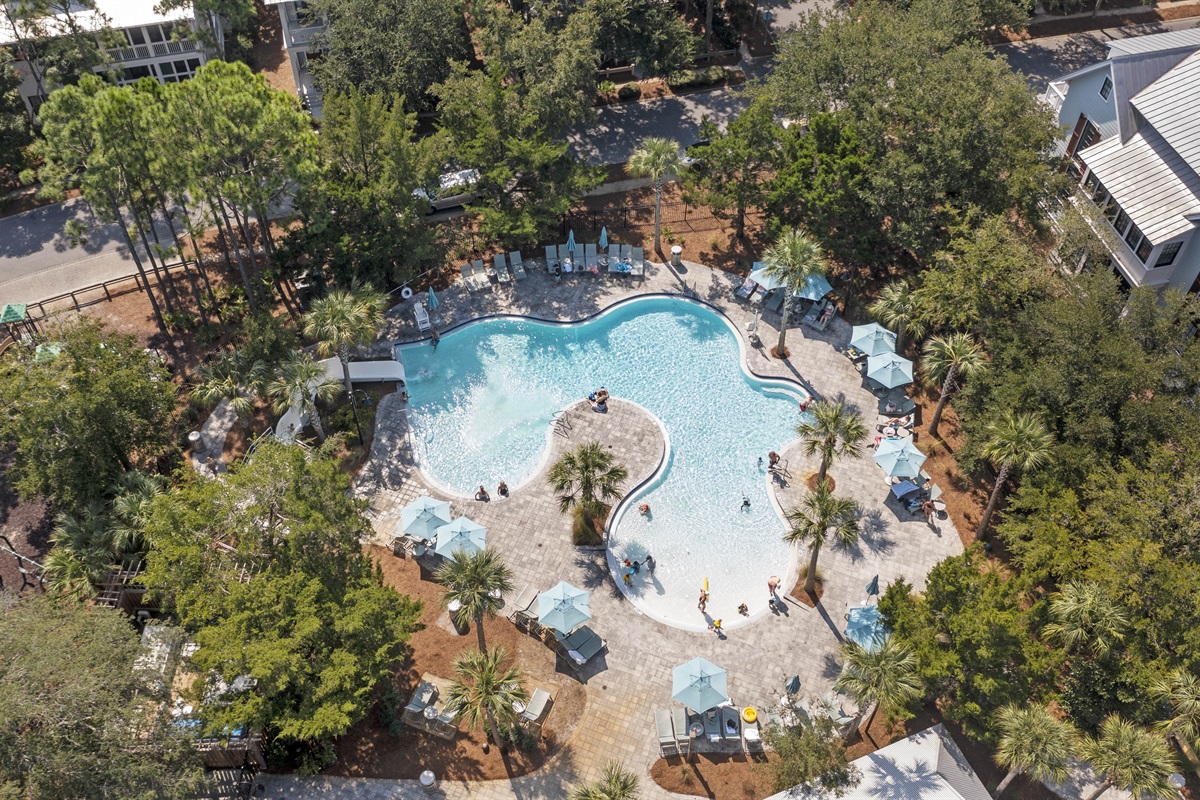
left=420, top=770, right=436, bottom=793
left=187, top=431, right=204, bottom=451
left=670, top=245, right=683, bottom=267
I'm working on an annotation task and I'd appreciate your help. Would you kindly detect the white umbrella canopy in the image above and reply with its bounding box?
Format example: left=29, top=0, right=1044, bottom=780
left=400, top=495, right=452, bottom=540
left=866, top=353, right=914, bottom=389
left=537, top=582, right=591, bottom=634
left=434, top=517, right=487, bottom=558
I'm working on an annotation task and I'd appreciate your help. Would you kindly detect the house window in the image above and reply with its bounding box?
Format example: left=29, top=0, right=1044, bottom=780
left=1124, top=223, right=1153, bottom=263
left=121, top=64, right=155, bottom=83
left=147, top=25, right=164, bottom=43
left=1112, top=209, right=1130, bottom=236
left=127, top=27, right=146, bottom=46
left=1155, top=241, right=1183, bottom=268
left=1099, top=76, right=1112, bottom=100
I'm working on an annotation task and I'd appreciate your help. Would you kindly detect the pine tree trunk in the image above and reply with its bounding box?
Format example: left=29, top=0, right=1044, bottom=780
left=994, top=768, right=1019, bottom=797
left=928, top=366, right=957, bottom=438
left=105, top=191, right=167, bottom=332
left=804, top=541, right=821, bottom=595
left=214, top=196, right=258, bottom=313
left=705, top=0, right=714, bottom=51
left=776, top=292, right=792, bottom=356
left=976, top=465, right=1010, bottom=540
left=736, top=203, right=745, bottom=238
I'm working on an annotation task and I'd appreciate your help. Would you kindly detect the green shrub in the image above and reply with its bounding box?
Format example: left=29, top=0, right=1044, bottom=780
left=668, top=66, right=727, bottom=91
left=598, top=80, right=616, bottom=97
left=297, top=740, right=337, bottom=776
left=616, top=83, right=641, bottom=101
left=571, top=505, right=604, bottom=546
left=377, top=684, right=409, bottom=737
left=502, top=723, right=539, bottom=751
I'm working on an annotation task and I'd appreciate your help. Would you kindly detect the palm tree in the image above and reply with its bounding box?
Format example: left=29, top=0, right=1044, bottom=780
left=976, top=411, right=1054, bottom=540
left=435, top=548, right=514, bottom=650
left=993, top=704, right=1077, bottom=797
left=303, top=283, right=388, bottom=401
left=266, top=352, right=340, bottom=442
left=1042, top=581, right=1129, bottom=656
left=1079, top=715, right=1177, bottom=800
left=869, top=281, right=926, bottom=355
left=784, top=483, right=860, bottom=596
left=194, top=349, right=268, bottom=418
left=922, top=332, right=987, bottom=438
left=109, top=470, right=165, bottom=557
left=445, top=647, right=528, bottom=753
left=548, top=440, right=629, bottom=523
left=628, top=136, right=683, bottom=256
left=569, top=760, right=641, bottom=800
left=1151, top=669, right=1200, bottom=755
left=833, top=639, right=922, bottom=743
left=795, top=399, right=868, bottom=489
left=762, top=228, right=829, bottom=357
left=42, top=506, right=116, bottom=600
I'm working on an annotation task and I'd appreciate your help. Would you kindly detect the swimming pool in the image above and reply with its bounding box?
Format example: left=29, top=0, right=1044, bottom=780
left=398, top=297, right=808, bottom=630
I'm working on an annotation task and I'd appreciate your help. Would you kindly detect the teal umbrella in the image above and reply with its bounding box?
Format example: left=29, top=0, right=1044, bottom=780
left=747, top=262, right=783, bottom=292
left=537, top=581, right=590, bottom=634
left=865, top=575, right=880, bottom=597
left=866, top=353, right=913, bottom=389
left=427, top=287, right=439, bottom=309
left=844, top=605, right=889, bottom=652
left=850, top=323, right=896, bottom=357
left=434, top=517, right=486, bottom=558
left=598, top=227, right=608, bottom=250
left=793, top=273, right=834, bottom=302
left=400, top=495, right=452, bottom=540
left=672, top=657, right=728, bottom=713
left=873, top=438, right=926, bottom=479
left=566, top=229, right=577, bottom=252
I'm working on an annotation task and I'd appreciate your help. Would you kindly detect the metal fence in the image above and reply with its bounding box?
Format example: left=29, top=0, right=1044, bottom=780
left=564, top=201, right=718, bottom=233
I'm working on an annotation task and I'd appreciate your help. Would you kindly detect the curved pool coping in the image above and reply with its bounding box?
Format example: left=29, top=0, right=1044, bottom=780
left=395, top=293, right=808, bottom=631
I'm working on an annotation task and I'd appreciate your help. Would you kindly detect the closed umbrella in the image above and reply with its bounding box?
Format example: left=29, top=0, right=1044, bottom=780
left=793, top=273, right=834, bottom=302
left=427, top=287, right=439, bottom=309
left=433, top=517, right=486, bottom=558
left=400, top=495, right=452, bottom=540
left=873, top=438, right=926, bottom=479
left=866, top=353, right=914, bottom=389
left=566, top=229, right=577, bottom=252
left=785, top=675, right=801, bottom=695
left=844, top=605, right=889, bottom=652
left=598, top=226, right=608, bottom=250
left=537, top=581, right=590, bottom=634
left=865, top=575, right=880, bottom=597
left=850, top=323, right=896, bottom=357
left=672, top=657, right=729, bottom=713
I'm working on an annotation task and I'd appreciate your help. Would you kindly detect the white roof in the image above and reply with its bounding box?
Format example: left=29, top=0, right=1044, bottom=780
left=0, top=0, right=192, bottom=46
left=1080, top=126, right=1200, bottom=245
left=765, top=724, right=991, bottom=800
left=1107, top=28, right=1200, bottom=57
left=1130, top=50, right=1200, bottom=181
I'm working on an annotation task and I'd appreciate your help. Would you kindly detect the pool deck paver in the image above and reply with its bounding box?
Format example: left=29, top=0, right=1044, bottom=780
left=261, top=258, right=964, bottom=800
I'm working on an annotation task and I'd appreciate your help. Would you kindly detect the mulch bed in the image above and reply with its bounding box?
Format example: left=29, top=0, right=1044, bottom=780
left=0, top=447, right=52, bottom=595
left=651, top=752, right=778, bottom=800
left=321, top=546, right=587, bottom=782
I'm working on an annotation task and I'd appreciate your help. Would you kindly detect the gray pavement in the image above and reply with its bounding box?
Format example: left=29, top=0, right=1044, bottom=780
left=259, top=257, right=965, bottom=800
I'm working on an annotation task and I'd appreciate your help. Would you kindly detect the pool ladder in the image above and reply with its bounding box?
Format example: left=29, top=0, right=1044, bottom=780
left=552, top=410, right=572, bottom=438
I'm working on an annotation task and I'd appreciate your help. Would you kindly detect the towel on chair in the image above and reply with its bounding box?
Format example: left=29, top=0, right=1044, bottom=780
left=568, top=649, right=587, bottom=665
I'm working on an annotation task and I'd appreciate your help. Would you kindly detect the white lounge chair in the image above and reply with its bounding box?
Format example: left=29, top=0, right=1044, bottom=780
left=509, top=251, right=526, bottom=279
left=544, top=245, right=557, bottom=271
left=631, top=247, right=645, bottom=278
left=620, top=244, right=632, bottom=263
left=672, top=708, right=691, bottom=752
left=656, top=709, right=679, bottom=756
left=523, top=688, right=552, bottom=724
left=584, top=243, right=598, bottom=273
left=494, top=253, right=511, bottom=284
left=413, top=302, right=431, bottom=332
left=506, top=583, right=538, bottom=621
left=558, top=244, right=575, bottom=273
left=460, top=263, right=476, bottom=293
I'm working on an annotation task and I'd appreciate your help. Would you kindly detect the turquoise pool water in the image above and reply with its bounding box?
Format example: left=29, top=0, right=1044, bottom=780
left=398, top=297, right=807, bottom=630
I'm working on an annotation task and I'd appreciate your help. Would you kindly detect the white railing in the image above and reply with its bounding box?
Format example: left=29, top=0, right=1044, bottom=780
left=107, top=39, right=199, bottom=62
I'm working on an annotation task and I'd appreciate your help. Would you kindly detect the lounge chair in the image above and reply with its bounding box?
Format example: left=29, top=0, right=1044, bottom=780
left=460, top=263, right=476, bottom=293
left=507, top=583, right=537, bottom=621
left=672, top=708, right=692, bottom=751
left=405, top=680, right=437, bottom=714
left=523, top=688, right=552, bottom=724
left=656, top=709, right=679, bottom=756
left=558, top=244, right=575, bottom=273
left=720, top=707, right=741, bottom=742
left=812, top=302, right=836, bottom=330
left=493, top=253, right=511, bottom=284
left=509, top=251, right=526, bottom=279
left=607, top=244, right=623, bottom=274
left=744, top=721, right=763, bottom=752
left=630, top=247, right=645, bottom=277
left=802, top=298, right=827, bottom=326
left=413, top=302, right=431, bottom=332
left=584, top=243, right=599, bottom=274
left=544, top=245, right=557, bottom=270
left=557, top=625, right=606, bottom=670
left=620, top=244, right=632, bottom=263
left=734, top=276, right=757, bottom=299
left=702, top=710, right=721, bottom=743
left=766, top=290, right=786, bottom=316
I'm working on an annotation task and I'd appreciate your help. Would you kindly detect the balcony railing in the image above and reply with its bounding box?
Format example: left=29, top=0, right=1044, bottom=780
left=107, top=39, right=200, bottom=63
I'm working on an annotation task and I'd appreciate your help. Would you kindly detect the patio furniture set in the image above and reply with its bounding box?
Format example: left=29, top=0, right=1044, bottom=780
left=462, top=252, right=528, bottom=293
left=654, top=705, right=763, bottom=757
left=733, top=262, right=839, bottom=331
left=543, top=243, right=646, bottom=278
left=507, top=583, right=608, bottom=676
left=402, top=674, right=460, bottom=740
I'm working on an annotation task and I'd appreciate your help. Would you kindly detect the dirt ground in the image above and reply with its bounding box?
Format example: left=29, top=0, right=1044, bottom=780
left=0, top=447, right=52, bottom=594
left=324, top=545, right=587, bottom=781
left=247, top=0, right=296, bottom=97
left=651, top=752, right=778, bottom=800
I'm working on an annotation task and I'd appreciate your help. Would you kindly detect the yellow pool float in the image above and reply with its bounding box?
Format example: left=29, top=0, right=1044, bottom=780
left=742, top=707, right=758, bottom=723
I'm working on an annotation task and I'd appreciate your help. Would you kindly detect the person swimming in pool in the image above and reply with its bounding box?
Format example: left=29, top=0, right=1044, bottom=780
left=741, top=496, right=751, bottom=511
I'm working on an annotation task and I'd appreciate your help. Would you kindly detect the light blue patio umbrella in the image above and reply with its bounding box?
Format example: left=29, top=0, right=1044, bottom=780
left=566, top=229, right=577, bottom=252
left=672, top=657, right=729, bottom=713
left=598, top=226, right=608, bottom=250
left=844, top=605, right=890, bottom=652
left=793, top=273, right=834, bottom=302
left=400, top=495, right=452, bottom=540
left=537, top=581, right=590, bottom=634
left=747, top=261, right=783, bottom=292
left=433, top=517, right=486, bottom=558
left=873, top=438, right=926, bottom=479
left=866, top=353, right=914, bottom=389
left=850, top=323, right=896, bottom=357
left=427, top=287, right=439, bottom=309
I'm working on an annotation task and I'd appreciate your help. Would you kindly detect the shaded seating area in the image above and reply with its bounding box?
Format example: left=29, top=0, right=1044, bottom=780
left=401, top=673, right=460, bottom=740
left=554, top=624, right=607, bottom=673
left=653, top=705, right=763, bottom=757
